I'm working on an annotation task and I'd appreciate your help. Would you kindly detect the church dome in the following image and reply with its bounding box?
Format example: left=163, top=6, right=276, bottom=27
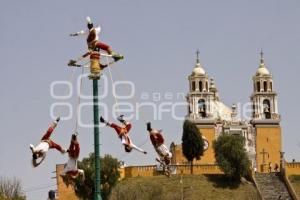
left=255, top=50, right=271, bottom=76
left=256, top=64, right=270, bottom=76
left=192, top=62, right=206, bottom=75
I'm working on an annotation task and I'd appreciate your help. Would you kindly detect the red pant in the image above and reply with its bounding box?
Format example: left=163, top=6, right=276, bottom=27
left=95, top=41, right=111, bottom=52
left=41, top=126, right=63, bottom=152
left=89, top=41, right=112, bottom=53
left=110, top=123, right=132, bottom=137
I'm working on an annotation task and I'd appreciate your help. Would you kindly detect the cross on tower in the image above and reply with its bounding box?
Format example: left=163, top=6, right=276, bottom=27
left=260, top=49, right=264, bottom=64
left=260, top=148, right=268, bottom=164
left=196, top=49, right=200, bottom=63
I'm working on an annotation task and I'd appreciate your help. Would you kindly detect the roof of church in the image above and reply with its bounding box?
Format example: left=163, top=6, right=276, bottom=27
left=211, top=100, right=232, bottom=121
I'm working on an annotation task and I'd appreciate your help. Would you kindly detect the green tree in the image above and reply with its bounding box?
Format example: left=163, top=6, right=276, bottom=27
left=213, top=134, right=251, bottom=181
left=0, top=177, right=26, bottom=200
left=181, top=120, right=204, bottom=174
left=72, top=153, right=120, bottom=200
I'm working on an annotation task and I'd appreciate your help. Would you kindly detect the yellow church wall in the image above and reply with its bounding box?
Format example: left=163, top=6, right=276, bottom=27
left=197, top=127, right=216, bottom=164
left=124, top=165, right=159, bottom=178
left=123, top=164, right=223, bottom=178
left=285, top=162, right=300, bottom=176
left=56, top=164, right=80, bottom=200
left=255, top=126, right=281, bottom=173
left=170, top=127, right=216, bottom=165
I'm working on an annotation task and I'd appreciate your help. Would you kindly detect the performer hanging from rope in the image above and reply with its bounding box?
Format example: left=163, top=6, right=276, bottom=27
left=100, top=115, right=147, bottom=154
left=147, top=122, right=172, bottom=165
left=69, top=17, right=123, bottom=79
left=61, top=133, right=84, bottom=180
left=30, top=117, right=66, bottom=167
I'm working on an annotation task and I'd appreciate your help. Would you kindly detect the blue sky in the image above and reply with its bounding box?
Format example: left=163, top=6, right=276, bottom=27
left=1, top=0, right=300, bottom=199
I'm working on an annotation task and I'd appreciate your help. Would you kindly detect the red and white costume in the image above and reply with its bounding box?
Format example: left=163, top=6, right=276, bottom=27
left=30, top=121, right=65, bottom=167
left=72, top=17, right=112, bottom=53
left=150, top=130, right=172, bottom=160
left=108, top=121, right=146, bottom=154
left=61, top=137, right=84, bottom=179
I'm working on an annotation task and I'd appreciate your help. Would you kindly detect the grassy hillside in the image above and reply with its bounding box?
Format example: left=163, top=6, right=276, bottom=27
left=289, top=175, right=300, bottom=198
left=109, top=175, right=260, bottom=200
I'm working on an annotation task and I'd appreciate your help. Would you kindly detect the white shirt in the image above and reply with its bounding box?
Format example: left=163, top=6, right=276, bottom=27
left=33, top=142, right=50, bottom=154
left=76, top=26, right=101, bottom=41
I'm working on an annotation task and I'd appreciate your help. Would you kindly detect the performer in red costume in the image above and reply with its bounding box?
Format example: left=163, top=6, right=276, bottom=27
left=147, top=122, right=172, bottom=165
left=61, top=133, right=84, bottom=179
left=100, top=115, right=147, bottom=154
left=30, top=117, right=66, bottom=167
left=69, top=17, right=123, bottom=79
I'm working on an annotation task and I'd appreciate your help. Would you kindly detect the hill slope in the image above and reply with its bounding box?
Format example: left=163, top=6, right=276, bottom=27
left=109, top=175, right=260, bottom=200
left=289, top=175, right=300, bottom=198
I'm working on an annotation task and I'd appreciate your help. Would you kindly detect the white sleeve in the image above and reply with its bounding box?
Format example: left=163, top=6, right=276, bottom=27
left=95, top=26, right=101, bottom=34
left=75, top=30, right=88, bottom=36
left=130, top=143, right=146, bottom=153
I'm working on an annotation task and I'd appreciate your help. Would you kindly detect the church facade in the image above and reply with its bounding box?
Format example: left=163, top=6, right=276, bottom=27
left=170, top=51, right=281, bottom=173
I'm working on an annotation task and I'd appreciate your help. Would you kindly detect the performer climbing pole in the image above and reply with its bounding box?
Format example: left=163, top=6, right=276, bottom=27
left=69, top=17, right=124, bottom=200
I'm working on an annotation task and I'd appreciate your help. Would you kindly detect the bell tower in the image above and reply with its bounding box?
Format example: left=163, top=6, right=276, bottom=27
left=251, top=50, right=280, bottom=120
left=251, top=50, right=281, bottom=173
left=185, top=50, right=218, bottom=165
left=187, top=50, right=215, bottom=120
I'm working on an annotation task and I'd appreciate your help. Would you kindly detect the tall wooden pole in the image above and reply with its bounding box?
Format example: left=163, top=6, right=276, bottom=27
left=93, top=79, right=101, bottom=200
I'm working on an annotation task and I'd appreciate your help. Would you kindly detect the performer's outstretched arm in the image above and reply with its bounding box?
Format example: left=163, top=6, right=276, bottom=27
left=70, top=30, right=88, bottom=37
left=32, top=154, right=46, bottom=167
left=130, top=143, right=147, bottom=154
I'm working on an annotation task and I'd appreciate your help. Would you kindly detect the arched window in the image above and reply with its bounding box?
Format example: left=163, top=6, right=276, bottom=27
left=263, top=99, right=271, bottom=119
left=198, top=99, right=206, bottom=118
left=206, top=82, right=208, bottom=91
left=270, top=82, right=273, bottom=91
left=192, top=81, right=195, bottom=91
left=264, top=81, right=267, bottom=92
left=257, top=82, right=260, bottom=92
left=199, top=81, right=203, bottom=92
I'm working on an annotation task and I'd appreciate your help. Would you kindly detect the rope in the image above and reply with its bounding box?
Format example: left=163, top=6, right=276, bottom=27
left=106, top=55, right=120, bottom=117
left=112, top=65, right=149, bottom=124
left=74, top=66, right=85, bottom=133
left=105, top=63, right=151, bottom=154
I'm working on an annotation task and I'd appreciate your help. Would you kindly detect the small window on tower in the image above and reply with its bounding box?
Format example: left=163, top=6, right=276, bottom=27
left=199, top=81, right=203, bottom=92
left=206, top=82, right=208, bottom=91
left=198, top=99, right=206, bottom=118
left=257, top=82, right=260, bottom=92
left=192, top=81, right=195, bottom=91
left=270, top=82, right=273, bottom=91
left=264, top=81, right=268, bottom=92
left=263, top=99, right=271, bottom=119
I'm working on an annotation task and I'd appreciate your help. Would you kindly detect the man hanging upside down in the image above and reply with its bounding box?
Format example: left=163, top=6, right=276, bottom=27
left=147, top=122, right=172, bottom=165
left=100, top=115, right=147, bottom=154
left=69, top=16, right=123, bottom=79
left=30, top=117, right=66, bottom=167
left=61, top=133, right=84, bottom=181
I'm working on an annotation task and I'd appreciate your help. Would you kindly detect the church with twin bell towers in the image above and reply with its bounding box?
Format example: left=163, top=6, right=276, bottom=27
left=170, top=50, right=282, bottom=173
